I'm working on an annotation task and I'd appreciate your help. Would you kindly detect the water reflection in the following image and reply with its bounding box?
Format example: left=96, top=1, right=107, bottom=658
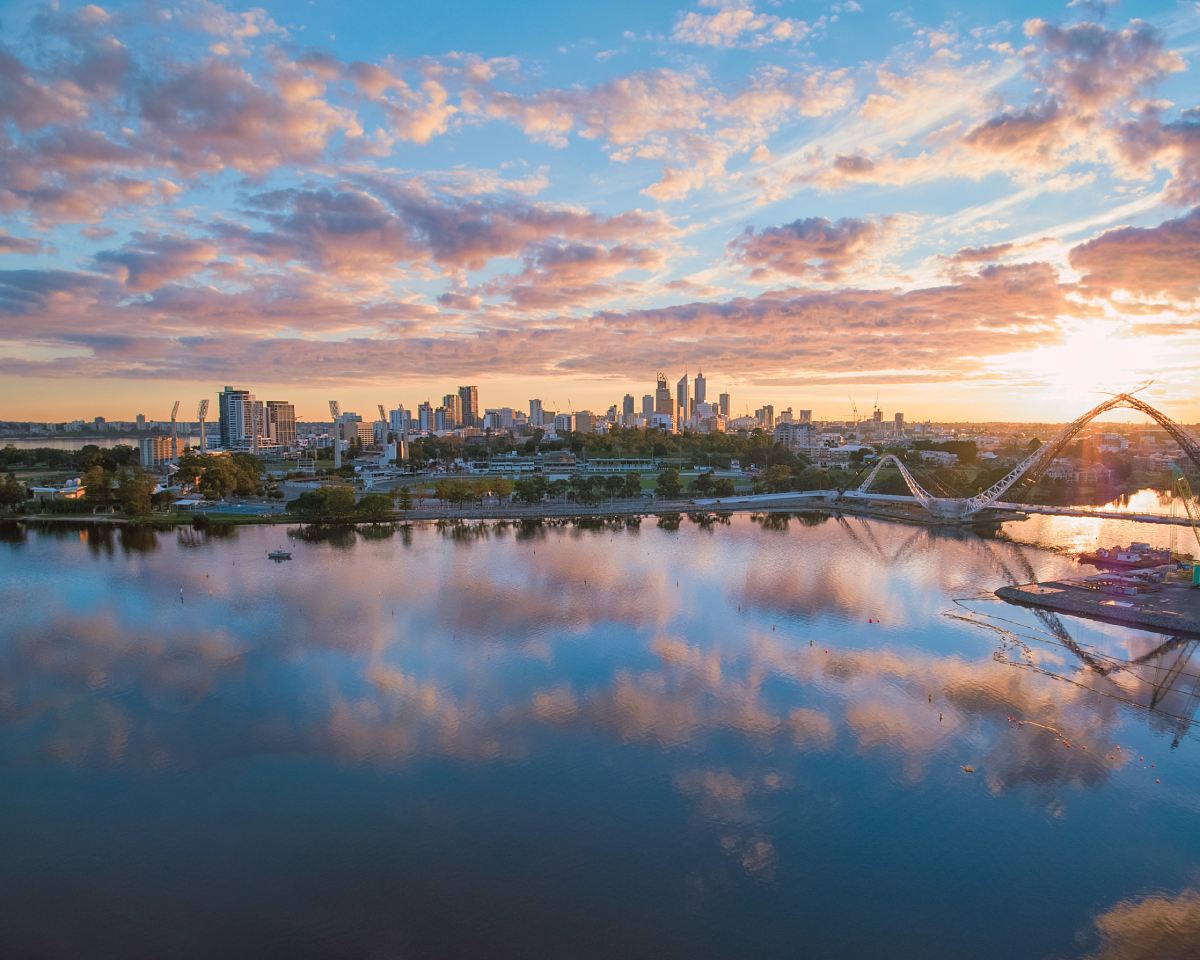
left=2, top=515, right=1198, bottom=959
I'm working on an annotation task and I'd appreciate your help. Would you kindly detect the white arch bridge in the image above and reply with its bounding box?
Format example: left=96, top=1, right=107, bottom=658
left=843, top=393, right=1200, bottom=519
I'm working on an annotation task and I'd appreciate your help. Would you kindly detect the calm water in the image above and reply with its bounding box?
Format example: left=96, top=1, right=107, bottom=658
left=1, top=435, right=197, bottom=451
left=1, top=513, right=1198, bottom=959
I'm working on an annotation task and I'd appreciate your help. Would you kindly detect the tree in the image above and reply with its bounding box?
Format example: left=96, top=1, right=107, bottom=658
left=760, top=464, right=793, bottom=493
left=0, top=474, right=27, bottom=511
left=622, top=472, right=642, bottom=499
left=712, top=477, right=736, bottom=498
left=656, top=468, right=682, bottom=499
left=690, top=472, right=715, bottom=495
left=395, top=486, right=414, bottom=511
left=603, top=475, right=624, bottom=501
left=287, top=486, right=357, bottom=520
left=115, top=468, right=155, bottom=515
left=356, top=493, right=394, bottom=521
left=490, top=478, right=514, bottom=503
left=82, top=465, right=112, bottom=505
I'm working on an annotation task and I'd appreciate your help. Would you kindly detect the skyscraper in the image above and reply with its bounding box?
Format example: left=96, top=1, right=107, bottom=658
left=622, top=394, right=635, bottom=419
left=718, top=393, right=730, bottom=419
left=655, top=373, right=672, bottom=416
left=799, top=409, right=812, bottom=424
left=676, top=372, right=690, bottom=425
left=458, top=385, right=479, bottom=427
left=443, top=393, right=463, bottom=427
left=265, top=400, right=296, bottom=447
left=418, top=401, right=433, bottom=432
left=694, top=369, right=706, bottom=408
left=642, top=394, right=654, bottom=418
left=529, top=398, right=544, bottom=427
left=894, top=412, right=905, bottom=434
left=218, top=386, right=250, bottom=449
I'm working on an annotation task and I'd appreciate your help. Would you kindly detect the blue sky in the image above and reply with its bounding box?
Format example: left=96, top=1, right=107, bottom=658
left=0, top=0, right=1198, bottom=422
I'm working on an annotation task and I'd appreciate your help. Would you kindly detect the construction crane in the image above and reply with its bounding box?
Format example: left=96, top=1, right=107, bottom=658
left=169, top=400, right=180, bottom=461
left=847, top=396, right=859, bottom=429
left=1174, top=475, right=1200, bottom=585
left=329, top=400, right=341, bottom=469
left=196, top=399, right=209, bottom=454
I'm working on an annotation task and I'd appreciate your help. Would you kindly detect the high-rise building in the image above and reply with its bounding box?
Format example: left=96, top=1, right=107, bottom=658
left=265, top=401, right=296, bottom=447
left=458, top=385, right=479, bottom=427
left=135, top=413, right=146, bottom=430
left=719, top=393, right=731, bottom=418
left=139, top=435, right=178, bottom=468
left=799, top=409, right=812, bottom=424
left=529, top=399, right=544, bottom=427
left=755, top=405, right=775, bottom=429
left=622, top=394, right=635, bottom=418
left=779, top=408, right=794, bottom=424
left=894, top=412, right=905, bottom=433
left=434, top=406, right=453, bottom=432
left=655, top=373, right=672, bottom=416
left=443, top=393, right=463, bottom=428
left=389, top=407, right=410, bottom=438
left=418, top=401, right=433, bottom=432
left=642, top=394, right=654, bottom=418
left=575, top=411, right=595, bottom=434
left=694, top=370, right=706, bottom=408
left=553, top=413, right=573, bottom=435
left=218, top=386, right=253, bottom=450
left=676, top=373, right=690, bottom=425
left=873, top=406, right=883, bottom=425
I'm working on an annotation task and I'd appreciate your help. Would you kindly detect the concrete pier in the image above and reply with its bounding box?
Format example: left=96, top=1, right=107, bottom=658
left=997, top=576, right=1200, bottom=636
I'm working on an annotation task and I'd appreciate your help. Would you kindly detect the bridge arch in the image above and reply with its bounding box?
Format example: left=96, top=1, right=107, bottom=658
left=852, top=394, right=1200, bottom=518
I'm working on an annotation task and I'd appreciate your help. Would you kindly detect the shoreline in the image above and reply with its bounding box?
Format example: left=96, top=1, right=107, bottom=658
left=7, top=496, right=1010, bottom=529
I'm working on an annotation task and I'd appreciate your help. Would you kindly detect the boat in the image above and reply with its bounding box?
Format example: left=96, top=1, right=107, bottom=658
left=267, top=548, right=292, bottom=561
left=1078, top=541, right=1172, bottom=569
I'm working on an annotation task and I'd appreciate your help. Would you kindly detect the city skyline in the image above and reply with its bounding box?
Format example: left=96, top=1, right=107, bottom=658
left=1, top=0, right=1198, bottom=422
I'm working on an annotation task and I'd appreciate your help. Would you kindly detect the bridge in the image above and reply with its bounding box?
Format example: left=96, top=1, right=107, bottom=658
left=698, top=393, right=1200, bottom=523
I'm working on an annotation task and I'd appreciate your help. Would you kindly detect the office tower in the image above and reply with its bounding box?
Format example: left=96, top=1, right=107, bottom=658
left=894, top=412, right=905, bottom=433
left=755, top=405, right=775, bottom=429
left=389, top=407, right=408, bottom=438
left=458, top=385, right=479, bottom=427
left=873, top=406, right=883, bottom=424
left=799, top=409, right=812, bottom=424
left=246, top=399, right=265, bottom=452
left=694, top=369, right=706, bottom=408
left=622, top=394, right=635, bottom=418
left=265, top=401, right=296, bottom=447
left=779, top=407, right=794, bottom=424
left=218, top=386, right=250, bottom=449
left=606, top=405, right=618, bottom=422
left=418, top=401, right=433, bottom=432
left=443, top=393, right=463, bottom=427
left=575, top=411, right=594, bottom=434
left=676, top=372, right=690, bottom=425
left=529, top=398, right=544, bottom=427
left=434, top=406, right=453, bottom=432
left=655, top=373, right=672, bottom=416
left=642, top=394, right=654, bottom=418
left=135, top=413, right=146, bottom=430
left=719, top=393, right=731, bottom=418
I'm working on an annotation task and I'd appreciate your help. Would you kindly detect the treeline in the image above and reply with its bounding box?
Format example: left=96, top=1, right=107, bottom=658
left=176, top=452, right=267, bottom=499
left=75, top=465, right=165, bottom=515
left=0, top=444, right=139, bottom=471
left=286, top=488, right=393, bottom=521
left=406, top=428, right=806, bottom=470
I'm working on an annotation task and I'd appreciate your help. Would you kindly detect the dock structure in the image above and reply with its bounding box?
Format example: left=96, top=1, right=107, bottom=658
left=997, top=575, right=1200, bottom=637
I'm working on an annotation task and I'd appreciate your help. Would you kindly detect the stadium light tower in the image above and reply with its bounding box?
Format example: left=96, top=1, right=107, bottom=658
left=169, top=400, right=180, bottom=461
left=196, top=399, right=209, bottom=454
left=329, top=400, right=341, bottom=469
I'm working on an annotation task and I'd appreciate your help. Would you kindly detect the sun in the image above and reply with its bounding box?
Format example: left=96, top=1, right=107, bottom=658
left=994, top=321, right=1167, bottom=411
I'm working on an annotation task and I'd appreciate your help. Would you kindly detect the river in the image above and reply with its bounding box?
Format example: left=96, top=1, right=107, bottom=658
left=1, top=513, right=1197, bottom=959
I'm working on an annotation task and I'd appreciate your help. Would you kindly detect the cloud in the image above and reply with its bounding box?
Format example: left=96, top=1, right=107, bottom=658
left=93, top=233, right=219, bottom=290
left=138, top=58, right=361, bottom=176
left=728, top=215, right=894, bottom=281
left=1087, top=888, right=1200, bottom=960
left=672, top=2, right=811, bottom=49
left=0, top=231, right=42, bottom=255
left=1068, top=205, right=1200, bottom=299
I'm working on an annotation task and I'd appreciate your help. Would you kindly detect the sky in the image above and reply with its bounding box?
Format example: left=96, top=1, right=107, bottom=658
left=0, top=0, right=1198, bottom=425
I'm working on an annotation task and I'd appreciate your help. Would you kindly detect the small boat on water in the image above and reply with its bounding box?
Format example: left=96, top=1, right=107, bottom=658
left=267, top=547, right=292, bottom=561
left=1078, top=541, right=1172, bottom=569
